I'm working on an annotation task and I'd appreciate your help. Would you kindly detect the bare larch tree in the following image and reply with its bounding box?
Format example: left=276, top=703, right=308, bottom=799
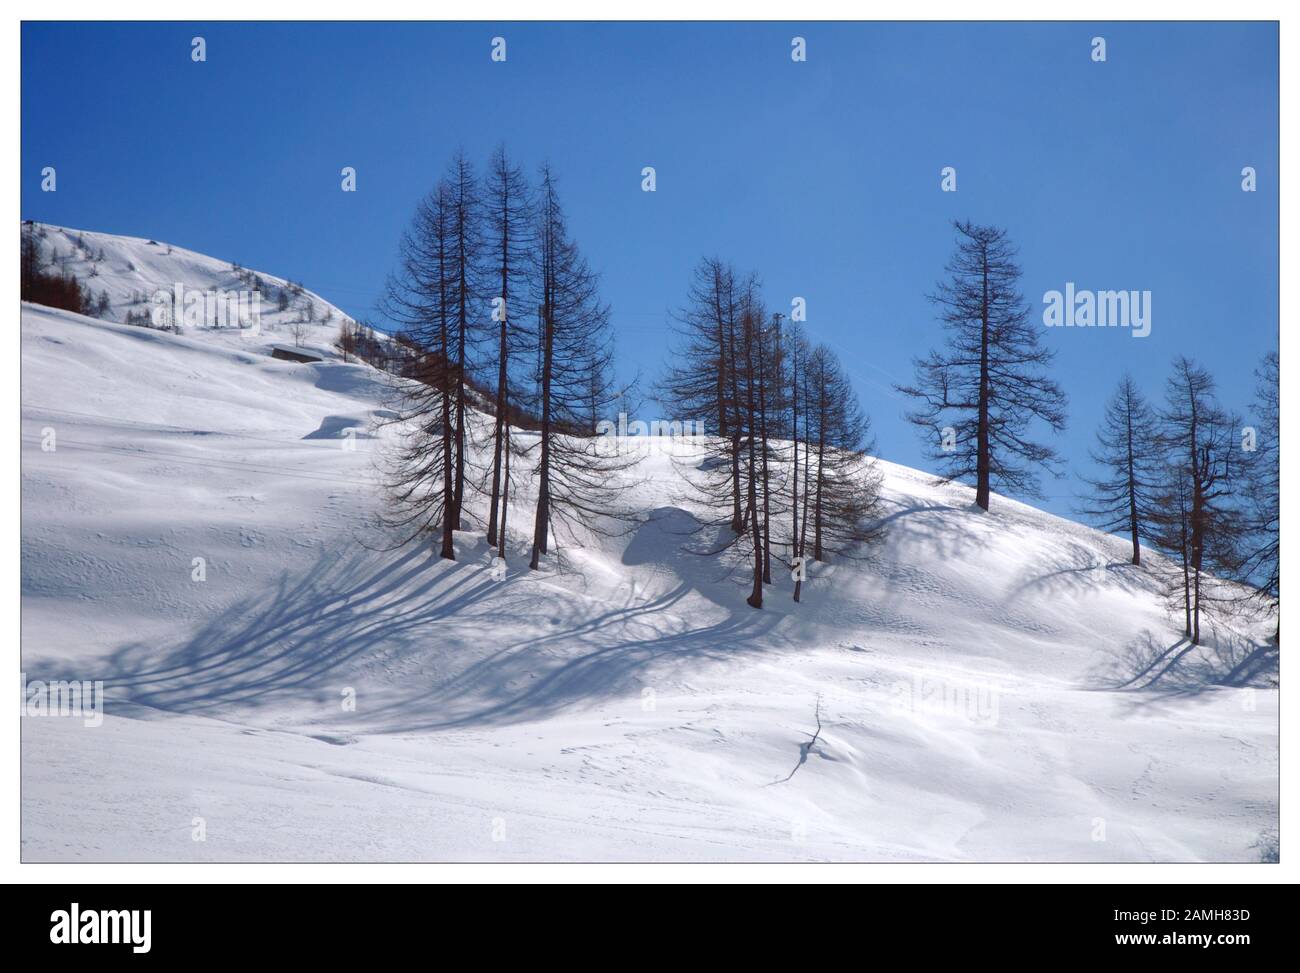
left=1155, top=357, right=1242, bottom=645
left=527, top=165, right=627, bottom=570
left=444, top=152, right=483, bottom=531
left=379, top=182, right=460, bottom=559
left=898, top=221, right=1066, bottom=511
left=481, top=145, right=534, bottom=553
left=1238, top=351, right=1280, bottom=640
left=1079, top=374, right=1162, bottom=565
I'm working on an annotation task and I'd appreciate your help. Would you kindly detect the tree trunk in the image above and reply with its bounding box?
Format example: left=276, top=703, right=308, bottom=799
left=437, top=242, right=455, bottom=561
left=498, top=421, right=510, bottom=554
left=790, top=348, right=800, bottom=601
left=795, top=401, right=813, bottom=601
left=439, top=355, right=455, bottom=561
left=975, top=253, right=991, bottom=511
left=453, top=294, right=468, bottom=530
left=743, top=318, right=762, bottom=609
left=530, top=278, right=554, bottom=570
left=757, top=328, right=772, bottom=584
left=813, top=432, right=826, bottom=562
left=487, top=302, right=509, bottom=545
left=726, top=315, right=744, bottom=534
left=1126, top=402, right=1140, bottom=565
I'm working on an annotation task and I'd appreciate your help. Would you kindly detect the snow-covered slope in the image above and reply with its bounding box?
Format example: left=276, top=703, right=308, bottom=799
left=20, top=228, right=1279, bottom=862
left=23, top=222, right=357, bottom=362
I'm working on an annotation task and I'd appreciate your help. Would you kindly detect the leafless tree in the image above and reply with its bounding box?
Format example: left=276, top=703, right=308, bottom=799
left=898, top=221, right=1066, bottom=511
left=379, top=183, right=460, bottom=559
left=1154, top=357, right=1242, bottom=644
left=1078, top=374, right=1162, bottom=565
left=1237, top=351, right=1280, bottom=640
left=482, top=145, right=535, bottom=551
left=793, top=344, right=885, bottom=602
left=526, top=165, right=630, bottom=571
left=444, top=152, right=484, bottom=530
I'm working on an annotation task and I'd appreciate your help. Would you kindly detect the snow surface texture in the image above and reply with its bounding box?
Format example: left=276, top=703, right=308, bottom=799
left=21, top=226, right=1278, bottom=862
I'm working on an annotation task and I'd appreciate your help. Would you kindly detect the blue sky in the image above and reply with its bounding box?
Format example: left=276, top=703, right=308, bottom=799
left=22, top=21, right=1278, bottom=520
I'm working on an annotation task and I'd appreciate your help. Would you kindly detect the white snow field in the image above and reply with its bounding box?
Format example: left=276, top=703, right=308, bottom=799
left=21, top=226, right=1278, bottom=862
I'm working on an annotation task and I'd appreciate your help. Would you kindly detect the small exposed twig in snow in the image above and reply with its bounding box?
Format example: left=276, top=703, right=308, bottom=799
left=771, top=695, right=823, bottom=785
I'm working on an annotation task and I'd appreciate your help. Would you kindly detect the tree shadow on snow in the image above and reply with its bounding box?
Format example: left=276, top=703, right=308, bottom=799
left=378, top=508, right=784, bottom=731
left=43, top=511, right=783, bottom=733
left=1089, top=627, right=1278, bottom=704
left=1005, top=541, right=1164, bottom=601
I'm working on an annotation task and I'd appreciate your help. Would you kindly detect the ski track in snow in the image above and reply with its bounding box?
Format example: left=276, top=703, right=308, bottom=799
left=20, top=225, right=1279, bottom=862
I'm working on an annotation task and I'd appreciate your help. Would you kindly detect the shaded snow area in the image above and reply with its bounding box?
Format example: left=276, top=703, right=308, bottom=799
left=21, top=227, right=1278, bottom=862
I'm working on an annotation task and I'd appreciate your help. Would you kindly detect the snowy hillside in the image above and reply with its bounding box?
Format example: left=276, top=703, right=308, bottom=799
left=22, top=222, right=358, bottom=362
left=20, top=228, right=1278, bottom=862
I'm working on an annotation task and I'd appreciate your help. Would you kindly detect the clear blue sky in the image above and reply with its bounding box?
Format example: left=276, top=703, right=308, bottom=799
left=22, top=21, right=1278, bottom=520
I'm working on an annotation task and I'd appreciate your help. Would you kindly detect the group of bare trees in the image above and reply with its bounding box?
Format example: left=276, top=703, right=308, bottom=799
left=380, top=149, right=624, bottom=571
left=1081, top=356, right=1279, bottom=645
left=658, top=258, right=884, bottom=609
left=898, top=220, right=1277, bottom=646
left=1239, top=352, right=1280, bottom=638
left=382, top=195, right=1277, bottom=630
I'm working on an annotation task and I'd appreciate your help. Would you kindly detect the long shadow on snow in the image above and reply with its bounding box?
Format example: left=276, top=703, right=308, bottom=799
left=1005, top=542, right=1164, bottom=601
left=1089, top=627, right=1278, bottom=704
left=367, top=507, right=784, bottom=730
left=45, top=509, right=781, bottom=731
left=49, top=544, right=498, bottom=715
